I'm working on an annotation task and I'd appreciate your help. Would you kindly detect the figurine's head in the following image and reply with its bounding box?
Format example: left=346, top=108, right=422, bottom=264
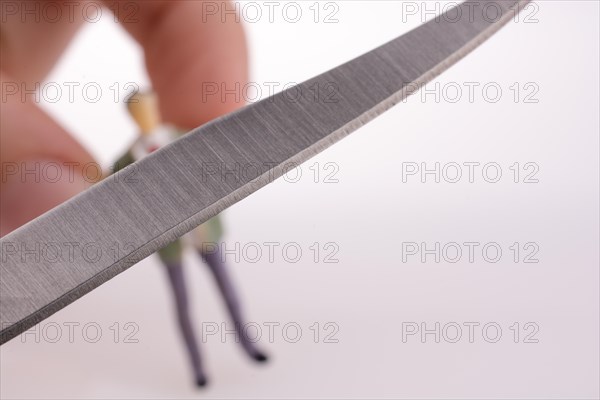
left=126, top=90, right=160, bottom=136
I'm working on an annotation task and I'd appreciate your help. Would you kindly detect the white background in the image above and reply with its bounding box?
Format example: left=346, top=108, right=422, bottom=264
left=1, top=1, right=599, bottom=399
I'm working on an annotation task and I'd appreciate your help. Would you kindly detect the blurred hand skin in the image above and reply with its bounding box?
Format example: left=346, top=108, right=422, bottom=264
left=0, top=0, right=248, bottom=236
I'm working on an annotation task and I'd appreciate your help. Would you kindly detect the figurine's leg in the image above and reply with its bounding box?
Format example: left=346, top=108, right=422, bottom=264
left=159, top=242, right=208, bottom=387
left=198, top=245, right=268, bottom=362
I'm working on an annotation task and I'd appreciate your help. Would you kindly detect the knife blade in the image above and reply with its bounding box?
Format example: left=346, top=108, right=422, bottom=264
left=0, top=0, right=531, bottom=345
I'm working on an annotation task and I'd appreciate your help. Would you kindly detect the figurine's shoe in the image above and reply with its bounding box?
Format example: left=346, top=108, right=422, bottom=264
left=242, top=342, right=269, bottom=363
left=195, top=376, right=208, bottom=387
left=250, top=351, right=269, bottom=363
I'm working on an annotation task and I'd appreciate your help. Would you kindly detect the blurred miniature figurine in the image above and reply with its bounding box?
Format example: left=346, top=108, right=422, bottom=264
left=111, top=91, right=267, bottom=387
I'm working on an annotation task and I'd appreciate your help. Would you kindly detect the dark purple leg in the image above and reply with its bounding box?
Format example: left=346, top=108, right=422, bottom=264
left=164, top=263, right=208, bottom=387
left=199, top=248, right=268, bottom=363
